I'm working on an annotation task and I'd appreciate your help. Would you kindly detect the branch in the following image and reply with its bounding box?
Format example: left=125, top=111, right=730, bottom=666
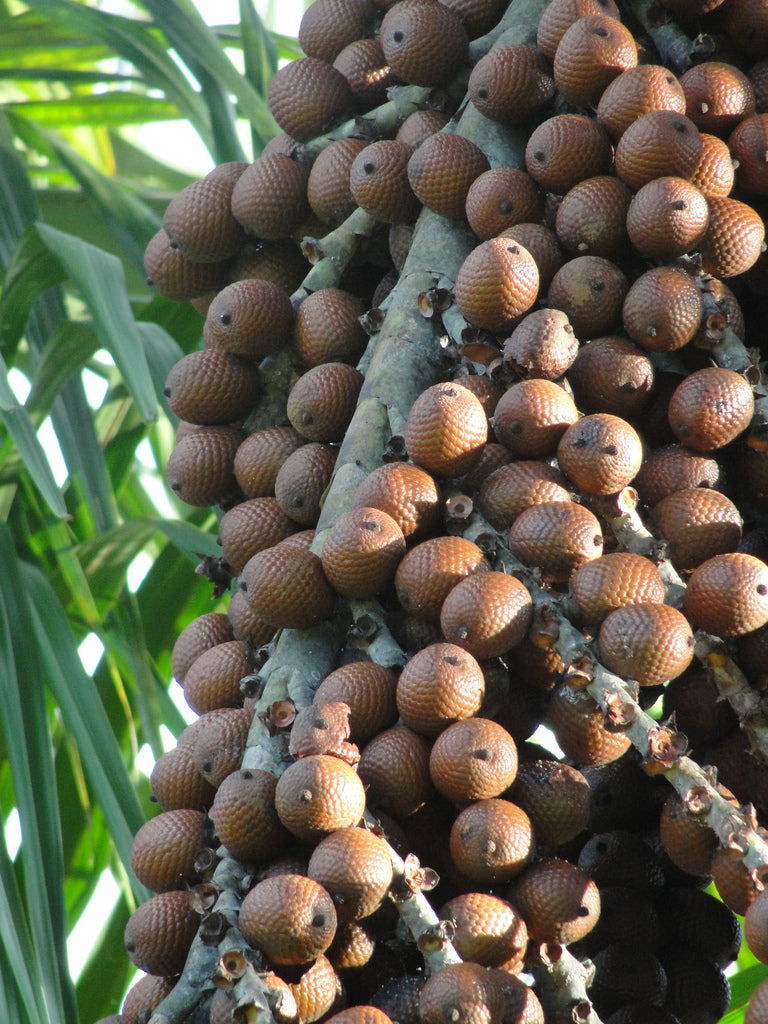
left=527, top=944, right=601, bottom=1024
left=624, top=0, right=698, bottom=73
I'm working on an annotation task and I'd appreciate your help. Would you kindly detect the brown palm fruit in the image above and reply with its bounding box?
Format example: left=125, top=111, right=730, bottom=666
left=509, top=857, right=600, bottom=944
left=525, top=114, right=613, bottom=195
left=578, top=830, right=664, bottom=890
left=511, top=759, right=591, bottom=849
left=166, top=425, right=244, bottom=507
left=658, top=791, right=719, bottom=877
left=453, top=237, right=540, bottom=334
left=334, top=38, right=396, bottom=110
left=657, top=889, right=741, bottom=968
left=440, top=572, right=532, bottom=660
left=590, top=942, right=668, bottom=1014
left=455, top=441, right=510, bottom=496
left=230, top=155, right=308, bottom=242
left=350, top=461, right=441, bottom=540
left=294, top=288, right=366, bottom=368
left=403, top=381, right=488, bottom=479
left=547, top=681, right=631, bottom=764
left=314, top=662, right=398, bottom=744
left=499, top=222, right=564, bottom=292
left=688, top=131, right=737, bottom=198
left=478, top=460, right=572, bottom=531
left=508, top=501, right=604, bottom=581
left=231, top=238, right=309, bottom=292
left=396, top=641, right=485, bottom=737
left=369, top=975, right=423, bottom=1024
left=668, top=366, right=754, bottom=451
left=709, top=729, right=768, bottom=820
left=597, top=602, right=695, bottom=685
left=307, top=138, right=367, bottom=227
left=219, top=496, right=298, bottom=574
left=451, top=372, right=503, bottom=424
left=394, top=535, right=490, bottom=621
left=321, top=507, right=406, bottom=598
left=685, top=551, right=768, bottom=636
left=464, top=168, right=542, bottom=241
left=502, top=307, right=578, bottom=380
left=537, top=0, right=620, bottom=59
left=163, top=165, right=247, bottom=263
left=580, top=750, right=659, bottom=833
left=557, top=413, right=643, bottom=496
left=659, top=950, right=730, bottom=1024
left=626, top=177, right=709, bottom=260
left=379, top=0, right=468, bottom=86
left=652, top=486, right=742, bottom=570
left=440, top=0, right=507, bottom=37
left=713, top=841, right=768, bottom=917
left=555, top=176, right=631, bottom=259
left=307, top=826, right=394, bottom=921
left=287, top=362, right=363, bottom=443
left=698, top=195, right=766, bottom=276
left=440, top=893, right=527, bottom=971
left=283, top=956, right=342, bottom=1022
left=681, top=60, right=755, bottom=136
left=418, top=961, right=504, bottom=1024
left=569, top=335, right=655, bottom=418
left=298, top=0, right=375, bottom=62
left=751, top=58, right=768, bottom=111
left=571, top=552, right=666, bottom=625
left=615, top=111, right=703, bottom=190
left=326, top=918, right=376, bottom=972
left=192, top=705, right=254, bottom=788
left=208, top=767, right=290, bottom=863
left=227, top=587, right=276, bottom=648
left=241, top=541, right=335, bottom=630
left=605, top=1009, right=681, bottom=1024
left=144, top=228, right=231, bottom=301
left=748, top=977, right=768, bottom=1024
left=203, top=278, right=294, bottom=360
left=429, top=717, right=518, bottom=803
left=596, top=64, right=687, bottom=141
left=468, top=45, right=554, bottom=126
left=149, top=740, right=216, bottom=813
left=358, top=724, right=434, bottom=818
left=122, top=974, right=176, bottom=1022
left=493, top=379, right=579, bottom=458
left=164, top=349, right=260, bottom=427
left=727, top=0, right=768, bottom=55
left=553, top=14, right=638, bottom=107
left=289, top=701, right=356, bottom=761
left=124, top=890, right=199, bottom=976
left=268, top=57, right=354, bottom=142
left=662, top=664, right=737, bottom=748
left=130, top=808, right=207, bottom=893
left=730, top=113, right=768, bottom=194
left=547, top=255, right=627, bottom=338
left=275, top=754, right=366, bottom=842
left=395, top=109, right=450, bottom=150
left=239, top=873, right=337, bottom=965
left=634, top=444, right=725, bottom=508
left=350, top=140, right=421, bottom=223
left=208, top=986, right=248, bottom=1024
left=171, top=611, right=232, bottom=686
left=326, top=1009, right=393, bottom=1024
left=449, top=798, right=534, bottom=883
left=622, top=266, right=703, bottom=353
left=406, top=133, right=489, bottom=221
left=745, top=890, right=768, bottom=964
left=274, top=442, right=337, bottom=527
left=182, top=638, right=250, bottom=714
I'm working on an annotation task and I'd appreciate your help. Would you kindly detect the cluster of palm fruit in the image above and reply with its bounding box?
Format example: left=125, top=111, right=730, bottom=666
left=97, top=0, right=768, bottom=1020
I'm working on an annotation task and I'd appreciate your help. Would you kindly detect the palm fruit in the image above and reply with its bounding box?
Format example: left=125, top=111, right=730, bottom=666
left=730, top=113, right=768, bottom=194
left=307, top=826, right=394, bottom=921
left=192, top=705, right=254, bottom=788
left=681, top=60, right=755, bottom=134
left=571, top=552, right=666, bottom=624
left=294, top=288, right=367, bottom=368
left=465, top=165, right=543, bottom=240
left=403, top=381, right=488, bottom=478
left=652, top=486, right=742, bottom=570
left=286, top=362, right=363, bottom=443
left=321, top=506, right=406, bottom=598
left=468, top=44, right=555, bottom=125
left=396, top=641, right=485, bottom=737
left=690, top=131, right=736, bottom=198
left=525, top=114, right=612, bottom=194
left=508, top=501, right=604, bottom=581
left=274, top=442, right=338, bottom=526
left=509, top=760, right=590, bottom=847
left=621, top=265, right=703, bottom=352
left=419, top=961, right=504, bottom=1024
left=239, top=873, right=337, bottom=965
left=556, top=412, right=643, bottom=495
left=171, top=611, right=232, bottom=686
left=121, top=974, right=176, bottom=1022
left=274, top=754, right=366, bottom=841
left=219, top=496, right=298, bottom=574
left=568, top=335, right=654, bottom=417
left=203, top=278, right=294, bottom=360
left=395, top=108, right=450, bottom=149
left=231, top=237, right=309, bottom=291
left=233, top=425, right=304, bottom=498
left=546, top=255, right=627, bottom=337
left=597, top=603, right=695, bottom=685
left=298, top=0, right=375, bottom=62
left=182, top=638, right=250, bottom=714
left=358, top=724, right=434, bottom=818
left=162, top=163, right=247, bottom=263
left=268, top=56, right=354, bottom=142
left=626, top=176, right=710, bottom=259
left=668, top=366, right=754, bottom=451
left=289, top=701, right=356, bottom=760
left=554, top=175, right=631, bottom=259
left=164, top=349, right=260, bottom=426
left=378, top=0, right=468, bottom=86
left=439, top=571, right=532, bottom=660
left=633, top=443, right=725, bottom=506
left=165, top=425, right=244, bottom=507
left=407, top=133, right=489, bottom=221
left=659, top=791, right=719, bottom=877
left=493, top=378, right=579, bottom=458
left=660, top=949, right=730, bottom=1024
left=509, top=858, right=600, bottom=945
left=149, top=738, right=216, bottom=813
left=614, top=110, right=702, bottom=189
left=698, top=195, right=766, bottom=276
left=130, top=808, right=207, bottom=893
left=124, top=890, right=200, bottom=976
left=334, top=38, right=395, bottom=110
left=227, top=587, right=276, bottom=647
left=453, top=237, right=539, bottom=334
left=537, top=0, right=621, bottom=59
left=208, top=767, right=289, bottom=862
left=314, top=662, right=398, bottom=744
left=326, top=1009, right=394, bottom=1024
left=143, top=228, right=231, bottom=301
left=289, top=956, right=343, bottom=1023
left=350, top=461, right=440, bottom=540
left=438, top=892, right=527, bottom=970
left=307, top=137, right=367, bottom=227
left=685, top=552, right=768, bottom=636
left=230, top=154, right=309, bottom=241
left=596, top=63, right=687, bottom=140
left=660, top=889, right=742, bottom=970
left=478, top=460, right=571, bottom=531
left=553, top=13, right=638, bottom=106
left=394, top=535, right=490, bottom=622
left=662, top=665, right=737, bottom=749
left=449, top=798, right=534, bottom=883
left=350, top=140, right=421, bottom=223
left=590, top=942, right=668, bottom=1015
left=547, top=682, right=631, bottom=765
left=429, top=717, right=518, bottom=802
left=578, top=830, right=664, bottom=889
left=240, top=536, right=335, bottom=630
left=499, top=222, right=564, bottom=290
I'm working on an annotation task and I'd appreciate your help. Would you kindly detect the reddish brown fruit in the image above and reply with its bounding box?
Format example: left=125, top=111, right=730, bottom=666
left=730, top=113, right=768, bottom=195
left=727, top=0, right=768, bottom=56
left=557, top=413, right=643, bottom=495
left=684, top=552, right=768, bottom=636
left=429, top=717, right=518, bottom=803
left=503, top=308, right=578, bottom=380
left=597, top=63, right=686, bottom=141
left=508, top=858, right=600, bottom=945
left=634, top=444, right=725, bottom=507
left=241, top=542, right=335, bottom=630
left=546, top=255, right=628, bottom=338
left=419, top=961, right=504, bottom=1024
left=192, top=705, right=254, bottom=788
left=536, top=0, right=621, bottom=60
left=321, top=506, right=406, bottom=598
left=407, top=133, right=489, bottom=221
left=326, top=1009, right=393, bottom=1024
left=124, top=890, right=199, bottom=976
left=681, top=61, right=755, bottom=135
left=493, top=379, right=579, bottom=458
left=308, top=826, right=394, bottom=921
left=227, top=587, right=276, bottom=647
left=553, top=14, right=638, bottom=107
left=233, top=426, right=304, bottom=499
left=698, top=195, right=766, bottom=277
left=746, top=891, right=768, bottom=964
left=209, top=768, right=290, bottom=863
left=204, top=278, right=293, bottom=360
left=570, top=552, right=666, bottom=623
left=239, top=873, right=337, bottom=964
left=287, top=362, right=363, bottom=443
left=358, top=724, right=434, bottom=818
left=403, top=381, right=488, bottom=479
left=298, top=0, right=375, bottom=62
left=525, top=114, right=612, bottom=194
left=626, top=176, right=709, bottom=260
left=350, top=139, right=421, bottom=223
left=231, top=154, right=308, bottom=241
left=662, top=664, right=737, bottom=748
left=622, top=266, right=703, bottom=352
left=478, top=460, right=571, bottom=532
left=182, top=638, right=250, bottom=714
left=165, top=425, right=244, bottom=507
left=468, top=45, right=555, bottom=125
left=567, top=335, right=654, bottom=417
left=350, top=461, right=440, bottom=540
left=498, top=222, right=564, bottom=291
left=395, top=109, right=451, bottom=149
left=314, top=662, right=397, bottom=744
left=295, top=288, right=366, bottom=368
left=164, top=349, right=260, bottom=427
left=122, top=975, right=176, bottom=1022
left=171, top=612, right=232, bottom=686
left=508, top=501, right=603, bottom=581
left=555, top=175, right=631, bottom=259
left=659, top=791, right=719, bottom=877
left=274, top=442, right=338, bottom=527
left=691, top=132, right=736, bottom=198
left=454, top=237, right=540, bottom=334
left=548, top=681, right=631, bottom=764
left=163, top=166, right=247, bottom=263
left=231, top=238, right=309, bottom=292
left=144, top=228, right=231, bottom=301
left=396, top=641, right=485, bottom=737
left=379, top=0, right=468, bottom=86
left=440, top=571, right=532, bottom=660
left=307, top=137, right=367, bottom=226
left=652, top=486, right=742, bottom=570
left=449, top=798, right=534, bottom=883
left=395, top=535, right=490, bottom=622
left=747, top=977, right=768, bottom=1024
left=598, top=602, right=695, bottom=685
left=149, top=741, right=216, bottom=813
left=615, top=110, right=702, bottom=190
left=465, top=167, right=543, bottom=240
left=668, top=366, right=754, bottom=451
left=510, top=760, right=590, bottom=847
left=275, top=754, right=366, bottom=842
left=268, top=57, right=354, bottom=142
left=334, top=38, right=395, bottom=110
left=441, top=892, right=527, bottom=969
left=130, top=809, right=207, bottom=893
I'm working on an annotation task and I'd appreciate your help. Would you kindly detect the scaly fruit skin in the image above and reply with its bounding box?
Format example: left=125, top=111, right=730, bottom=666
left=439, top=571, right=533, bottom=660
left=124, top=890, right=200, bottom=976
left=404, top=381, right=489, bottom=479
left=238, top=873, right=337, bottom=965
left=274, top=754, right=367, bottom=842
left=208, top=768, right=290, bottom=863
left=308, top=826, right=394, bottom=921
left=396, top=641, right=485, bottom=737
left=130, top=809, right=208, bottom=893
left=685, top=552, right=768, bottom=636
left=449, top=798, right=534, bottom=883
left=321, top=506, right=406, bottom=599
